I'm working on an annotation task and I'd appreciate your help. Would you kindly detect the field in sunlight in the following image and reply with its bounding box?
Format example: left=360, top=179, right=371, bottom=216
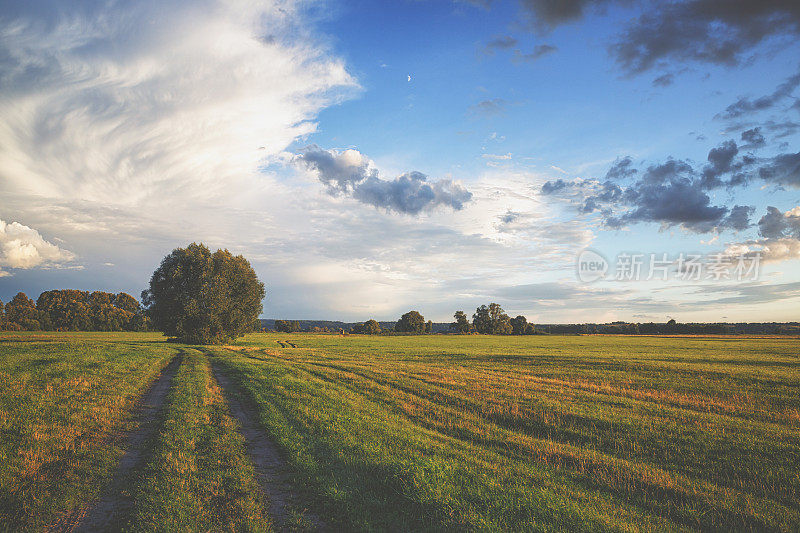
left=216, top=333, right=800, bottom=531
left=1, top=331, right=798, bottom=531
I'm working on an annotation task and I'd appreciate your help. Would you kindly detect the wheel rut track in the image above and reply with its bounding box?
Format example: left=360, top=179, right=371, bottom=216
left=210, top=361, right=324, bottom=532
left=57, top=352, right=183, bottom=533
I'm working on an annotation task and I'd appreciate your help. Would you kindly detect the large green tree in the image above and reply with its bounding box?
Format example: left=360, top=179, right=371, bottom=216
left=141, top=243, right=266, bottom=344
left=473, top=303, right=512, bottom=335
left=510, top=315, right=528, bottom=335
left=5, top=292, right=43, bottom=331
left=450, top=310, right=471, bottom=333
left=395, top=310, right=426, bottom=333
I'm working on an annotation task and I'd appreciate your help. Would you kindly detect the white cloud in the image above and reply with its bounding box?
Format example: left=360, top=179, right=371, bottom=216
left=0, top=219, right=75, bottom=274
left=724, top=238, right=800, bottom=263
left=0, top=0, right=357, bottom=208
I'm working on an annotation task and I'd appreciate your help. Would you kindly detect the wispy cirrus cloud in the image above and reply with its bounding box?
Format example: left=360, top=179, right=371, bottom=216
left=0, top=0, right=358, bottom=209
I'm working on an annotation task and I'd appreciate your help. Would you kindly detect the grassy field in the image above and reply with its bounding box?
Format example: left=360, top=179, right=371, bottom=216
left=1, top=332, right=799, bottom=531
left=123, top=348, right=270, bottom=532
left=0, top=332, right=176, bottom=531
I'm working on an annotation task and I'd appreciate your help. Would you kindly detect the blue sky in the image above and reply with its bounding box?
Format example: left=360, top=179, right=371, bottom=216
left=1, top=0, right=799, bottom=322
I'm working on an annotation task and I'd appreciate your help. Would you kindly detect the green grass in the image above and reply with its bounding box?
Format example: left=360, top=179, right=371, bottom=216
left=123, top=348, right=271, bottom=532
left=0, top=332, right=176, bottom=530
left=212, top=333, right=800, bottom=532
left=1, top=331, right=799, bottom=531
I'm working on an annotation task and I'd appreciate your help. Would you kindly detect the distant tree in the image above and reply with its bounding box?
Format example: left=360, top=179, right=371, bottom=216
left=363, top=319, right=382, bottom=334
left=395, top=310, right=426, bottom=334
left=472, top=305, right=491, bottom=334
left=5, top=292, right=42, bottom=331
left=510, top=315, right=528, bottom=335
left=274, top=320, right=301, bottom=333
left=450, top=310, right=471, bottom=333
left=0, top=298, right=4, bottom=328
left=352, top=319, right=382, bottom=334
left=473, top=303, right=512, bottom=334
left=425, top=320, right=433, bottom=334
left=141, top=243, right=266, bottom=344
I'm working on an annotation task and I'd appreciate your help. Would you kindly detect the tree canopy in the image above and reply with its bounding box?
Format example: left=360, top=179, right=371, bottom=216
left=472, top=303, right=512, bottom=335
left=395, top=310, right=426, bottom=333
left=4, top=293, right=43, bottom=331
left=36, top=290, right=145, bottom=331
left=0, top=290, right=147, bottom=332
left=141, top=243, right=265, bottom=344
left=450, top=310, right=471, bottom=333
left=274, top=319, right=301, bottom=333
left=351, top=319, right=382, bottom=334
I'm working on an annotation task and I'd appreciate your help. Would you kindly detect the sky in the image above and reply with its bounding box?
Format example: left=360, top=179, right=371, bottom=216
left=1, top=0, right=799, bottom=323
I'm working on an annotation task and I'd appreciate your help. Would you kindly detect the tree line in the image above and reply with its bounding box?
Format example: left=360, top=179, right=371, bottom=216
left=273, top=305, right=800, bottom=336
left=0, top=290, right=149, bottom=332
left=270, top=303, right=539, bottom=336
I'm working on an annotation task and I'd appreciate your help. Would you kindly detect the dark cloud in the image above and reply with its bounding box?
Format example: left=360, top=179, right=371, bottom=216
left=520, top=1, right=800, bottom=74
left=551, top=142, right=785, bottom=232
left=758, top=206, right=788, bottom=239
left=702, top=140, right=738, bottom=188
left=652, top=73, right=674, bottom=87
left=581, top=181, right=621, bottom=213
left=353, top=172, right=472, bottom=215
left=541, top=178, right=570, bottom=194
left=605, top=156, right=638, bottom=180
left=740, top=127, right=766, bottom=149
left=499, top=210, right=520, bottom=224
left=722, top=205, right=754, bottom=231
left=458, top=0, right=494, bottom=7
left=640, top=158, right=693, bottom=184
left=295, top=145, right=375, bottom=193
left=758, top=151, right=800, bottom=188
left=296, top=147, right=472, bottom=215
left=612, top=2, right=800, bottom=74
left=764, top=120, right=800, bottom=139
left=519, top=0, right=619, bottom=29
left=613, top=178, right=728, bottom=232
left=470, top=97, right=507, bottom=116
left=758, top=205, right=800, bottom=239
left=483, top=35, right=518, bottom=55
left=513, top=44, right=558, bottom=62
left=718, top=70, right=800, bottom=120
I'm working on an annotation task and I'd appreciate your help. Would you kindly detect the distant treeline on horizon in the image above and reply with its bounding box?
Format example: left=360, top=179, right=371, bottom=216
left=261, top=318, right=800, bottom=336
